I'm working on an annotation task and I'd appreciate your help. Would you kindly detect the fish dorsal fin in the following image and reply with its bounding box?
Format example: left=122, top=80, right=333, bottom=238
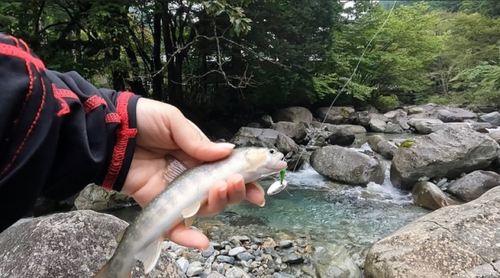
left=245, top=150, right=267, bottom=171
left=163, top=157, right=189, bottom=184
left=182, top=202, right=201, bottom=219
left=135, top=237, right=163, bottom=274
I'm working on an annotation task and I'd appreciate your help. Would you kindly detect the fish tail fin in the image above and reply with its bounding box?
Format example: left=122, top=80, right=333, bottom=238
left=135, top=237, right=164, bottom=274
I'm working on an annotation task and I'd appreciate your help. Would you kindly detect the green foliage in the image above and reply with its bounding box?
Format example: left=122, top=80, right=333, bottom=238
left=374, top=95, right=400, bottom=112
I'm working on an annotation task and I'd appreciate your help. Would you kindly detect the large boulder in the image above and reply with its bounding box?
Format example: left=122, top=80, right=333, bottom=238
left=0, top=210, right=185, bottom=278
left=479, top=111, right=500, bottom=126
left=390, top=126, right=500, bottom=190
left=437, top=107, right=477, bottom=122
left=369, top=114, right=388, bottom=133
left=447, top=170, right=500, bottom=202
left=367, top=135, right=397, bottom=160
left=365, top=186, right=500, bottom=278
left=274, top=106, right=313, bottom=123
left=271, top=121, right=299, bottom=139
left=315, top=107, right=357, bottom=125
left=310, top=146, right=385, bottom=185
left=74, top=183, right=134, bottom=211
left=230, top=127, right=282, bottom=147
left=384, top=109, right=410, bottom=130
left=327, top=129, right=355, bottom=146
left=310, top=122, right=366, bottom=134
left=275, top=134, right=298, bottom=154
left=411, top=181, right=462, bottom=211
left=489, top=130, right=500, bottom=144
left=384, top=122, right=404, bottom=134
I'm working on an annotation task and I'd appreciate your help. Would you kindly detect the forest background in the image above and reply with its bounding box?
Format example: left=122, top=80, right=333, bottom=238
left=1, top=0, right=499, bottom=132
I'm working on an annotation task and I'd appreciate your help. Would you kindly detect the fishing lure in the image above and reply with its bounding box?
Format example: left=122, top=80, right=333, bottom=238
left=267, top=168, right=288, bottom=195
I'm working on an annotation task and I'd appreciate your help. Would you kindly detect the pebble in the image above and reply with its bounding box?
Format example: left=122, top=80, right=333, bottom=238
left=236, top=251, right=255, bottom=261
left=279, top=240, right=293, bottom=249
left=176, top=257, right=189, bottom=273
left=228, top=246, right=246, bottom=256
left=202, top=243, right=215, bottom=257
left=216, top=255, right=236, bottom=264
left=158, top=222, right=324, bottom=278
left=186, top=261, right=204, bottom=276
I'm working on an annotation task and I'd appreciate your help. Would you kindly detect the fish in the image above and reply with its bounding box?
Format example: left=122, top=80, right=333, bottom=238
left=94, top=147, right=287, bottom=278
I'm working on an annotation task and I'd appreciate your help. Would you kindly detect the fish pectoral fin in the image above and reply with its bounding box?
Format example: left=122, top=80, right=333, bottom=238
left=182, top=202, right=201, bottom=219
left=184, top=215, right=197, bottom=229
left=115, top=226, right=128, bottom=243
left=163, top=156, right=189, bottom=184
left=135, top=237, right=163, bottom=274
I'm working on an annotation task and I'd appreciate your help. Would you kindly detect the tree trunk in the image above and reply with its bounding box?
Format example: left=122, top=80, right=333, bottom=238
left=111, top=47, right=125, bottom=91
left=152, top=12, right=163, bottom=101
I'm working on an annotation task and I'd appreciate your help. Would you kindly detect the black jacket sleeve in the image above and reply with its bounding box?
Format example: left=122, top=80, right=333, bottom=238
left=0, top=33, right=140, bottom=232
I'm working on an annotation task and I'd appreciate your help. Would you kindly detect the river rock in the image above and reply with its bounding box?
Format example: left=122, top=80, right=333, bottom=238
left=274, top=106, right=313, bottom=123
left=261, top=115, right=274, bottom=128
left=384, top=122, right=404, bottom=134
left=364, top=186, right=500, bottom=278
left=411, top=181, right=462, bottom=210
left=310, top=122, right=367, bottom=134
left=327, top=129, right=355, bottom=146
left=407, top=118, right=443, bottom=134
left=489, top=130, right=500, bottom=144
left=310, top=146, right=385, bottom=185
left=368, top=114, right=388, bottom=133
left=313, top=245, right=362, bottom=278
left=407, top=106, right=426, bottom=115
left=230, top=127, right=281, bottom=148
left=479, top=111, right=500, bottom=126
left=357, top=111, right=371, bottom=127
left=367, top=135, right=397, bottom=160
left=437, top=107, right=477, bottom=122
left=74, top=183, right=133, bottom=211
left=225, top=266, right=250, bottom=278
left=271, top=122, right=298, bottom=139
left=275, top=134, right=298, bottom=154
left=390, top=126, right=500, bottom=190
left=315, top=107, right=357, bottom=125
left=0, top=210, right=185, bottom=278
left=447, top=170, right=500, bottom=202
left=384, top=109, right=410, bottom=130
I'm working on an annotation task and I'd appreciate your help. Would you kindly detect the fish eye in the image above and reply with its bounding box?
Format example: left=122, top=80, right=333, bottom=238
left=269, top=149, right=276, bottom=154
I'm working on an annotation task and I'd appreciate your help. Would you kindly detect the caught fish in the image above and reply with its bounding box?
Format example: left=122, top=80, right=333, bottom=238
left=94, top=147, right=287, bottom=278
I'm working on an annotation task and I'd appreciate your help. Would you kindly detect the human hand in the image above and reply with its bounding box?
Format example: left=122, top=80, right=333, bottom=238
left=120, top=98, right=265, bottom=250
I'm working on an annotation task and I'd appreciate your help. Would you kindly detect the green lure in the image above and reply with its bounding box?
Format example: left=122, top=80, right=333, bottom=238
left=279, top=168, right=286, bottom=183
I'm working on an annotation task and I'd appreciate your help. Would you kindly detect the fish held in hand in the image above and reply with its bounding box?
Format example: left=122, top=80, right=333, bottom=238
left=93, top=147, right=287, bottom=278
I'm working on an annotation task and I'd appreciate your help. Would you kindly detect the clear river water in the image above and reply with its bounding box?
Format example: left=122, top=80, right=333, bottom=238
left=110, top=139, right=430, bottom=260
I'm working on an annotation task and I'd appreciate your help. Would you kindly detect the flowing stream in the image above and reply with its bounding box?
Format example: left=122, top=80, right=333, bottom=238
left=110, top=142, right=429, bottom=258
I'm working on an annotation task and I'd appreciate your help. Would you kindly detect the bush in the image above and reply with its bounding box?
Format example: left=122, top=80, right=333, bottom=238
left=373, top=95, right=400, bottom=112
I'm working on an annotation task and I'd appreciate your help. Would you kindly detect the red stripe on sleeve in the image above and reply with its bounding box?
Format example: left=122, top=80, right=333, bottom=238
left=101, top=92, right=138, bottom=190
left=0, top=43, right=45, bottom=70
left=84, top=95, right=108, bottom=114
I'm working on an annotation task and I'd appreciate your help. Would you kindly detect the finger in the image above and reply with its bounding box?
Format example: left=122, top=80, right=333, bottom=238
left=227, top=174, right=246, bottom=206
left=164, top=223, right=210, bottom=251
left=169, top=108, right=235, bottom=161
left=197, top=180, right=229, bottom=217
left=245, top=181, right=266, bottom=207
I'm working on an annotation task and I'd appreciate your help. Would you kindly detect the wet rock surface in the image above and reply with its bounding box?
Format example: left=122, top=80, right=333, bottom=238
left=0, top=210, right=185, bottom=278
left=365, top=186, right=500, bottom=278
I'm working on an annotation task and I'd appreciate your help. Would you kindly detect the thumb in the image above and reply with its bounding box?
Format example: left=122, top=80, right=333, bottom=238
left=170, top=112, right=235, bottom=162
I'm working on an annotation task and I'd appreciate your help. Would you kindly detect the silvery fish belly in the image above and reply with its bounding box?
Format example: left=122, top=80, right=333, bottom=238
left=93, top=147, right=287, bottom=278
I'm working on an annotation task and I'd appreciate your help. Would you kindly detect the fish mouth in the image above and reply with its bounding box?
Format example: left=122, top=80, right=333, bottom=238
left=270, top=153, right=287, bottom=170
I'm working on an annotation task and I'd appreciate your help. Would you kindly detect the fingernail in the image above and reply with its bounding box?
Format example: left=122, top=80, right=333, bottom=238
left=258, top=199, right=266, bottom=207
left=216, top=142, right=235, bottom=150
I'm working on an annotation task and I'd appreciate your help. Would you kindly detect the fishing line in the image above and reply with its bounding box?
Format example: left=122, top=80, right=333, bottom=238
left=290, top=1, right=397, bottom=173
